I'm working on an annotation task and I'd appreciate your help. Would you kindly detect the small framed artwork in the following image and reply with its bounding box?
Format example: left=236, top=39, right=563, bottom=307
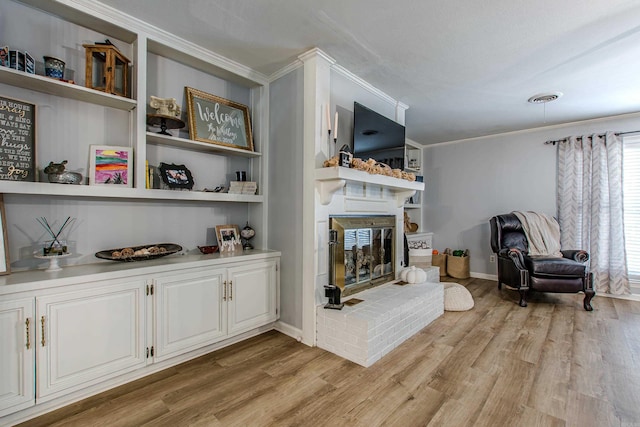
left=0, top=195, right=10, bottom=275
left=215, top=224, right=242, bottom=252
left=0, top=46, right=8, bottom=67
left=158, top=162, right=194, bottom=190
left=185, top=87, right=254, bottom=152
left=24, top=52, right=35, bottom=74
left=89, top=145, right=132, bottom=186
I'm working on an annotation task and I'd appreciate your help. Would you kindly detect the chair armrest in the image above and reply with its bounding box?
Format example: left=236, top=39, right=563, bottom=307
left=498, top=248, right=527, bottom=270
left=561, top=250, right=589, bottom=263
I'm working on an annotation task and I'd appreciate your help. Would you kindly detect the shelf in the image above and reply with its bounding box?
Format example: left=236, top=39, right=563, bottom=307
left=404, top=167, right=421, bottom=174
left=0, top=67, right=137, bottom=111
left=404, top=203, right=421, bottom=209
left=0, top=181, right=263, bottom=203
left=146, top=132, right=262, bottom=158
left=315, top=167, right=424, bottom=206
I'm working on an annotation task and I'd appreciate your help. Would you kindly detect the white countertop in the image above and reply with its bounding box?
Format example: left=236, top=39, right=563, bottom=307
left=0, top=249, right=281, bottom=296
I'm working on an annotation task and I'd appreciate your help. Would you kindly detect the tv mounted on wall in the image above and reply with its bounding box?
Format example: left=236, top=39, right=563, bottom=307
left=352, top=102, right=406, bottom=169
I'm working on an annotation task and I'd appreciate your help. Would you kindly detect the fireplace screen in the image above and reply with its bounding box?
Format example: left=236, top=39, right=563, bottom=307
left=330, top=216, right=395, bottom=296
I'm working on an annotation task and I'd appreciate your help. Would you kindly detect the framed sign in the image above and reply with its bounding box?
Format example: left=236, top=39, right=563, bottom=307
left=0, top=95, right=36, bottom=181
left=215, top=224, right=242, bottom=252
left=185, top=87, right=254, bottom=152
left=89, top=145, right=132, bottom=186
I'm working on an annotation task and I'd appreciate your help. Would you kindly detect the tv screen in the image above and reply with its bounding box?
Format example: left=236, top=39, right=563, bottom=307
left=352, top=102, right=406, bottom=169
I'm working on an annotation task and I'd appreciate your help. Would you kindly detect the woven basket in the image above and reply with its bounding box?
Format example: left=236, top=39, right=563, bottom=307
left=447, top=254, right=470, bottom=279
left=431, top=253, right=447, bottom=277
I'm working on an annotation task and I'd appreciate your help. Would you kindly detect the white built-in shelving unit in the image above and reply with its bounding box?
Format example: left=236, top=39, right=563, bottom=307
left=0, top=0, right=271, bottom=250
left=403, top=139, right=424, bottom=230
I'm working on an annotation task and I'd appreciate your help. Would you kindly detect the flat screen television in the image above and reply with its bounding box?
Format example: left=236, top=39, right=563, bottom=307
left=352, top=101, right=406, bottom=169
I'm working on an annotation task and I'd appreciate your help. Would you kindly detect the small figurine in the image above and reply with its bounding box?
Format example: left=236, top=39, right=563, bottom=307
left=44, top=160, right=83, bottom=184
left=44, top=160, right=68, bottom=174
left=338, top=144, right=353, bottom=168
left=149, top=96, right=181, bottom=118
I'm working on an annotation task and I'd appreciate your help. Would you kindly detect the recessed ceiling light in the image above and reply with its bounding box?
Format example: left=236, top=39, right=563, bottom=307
left=528, top=92, right=563, bottom=104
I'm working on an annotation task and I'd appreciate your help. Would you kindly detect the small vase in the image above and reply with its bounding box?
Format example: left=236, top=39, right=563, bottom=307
left=43, top=56, right=65, bottom=79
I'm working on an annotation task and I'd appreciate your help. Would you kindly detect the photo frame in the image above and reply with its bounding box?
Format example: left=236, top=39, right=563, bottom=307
left=158, top=162, right=194, bottom=190
left=0, top=195, right=10, bottom=275
left=89, top=145, right=132, bottom=186
left=215, top=224, right=243, bottom=252
left=0, top=46, right=8, bottom=67
left=24, top=51, right=35, bottom=74
left=185, top=87, right=254, bottom=152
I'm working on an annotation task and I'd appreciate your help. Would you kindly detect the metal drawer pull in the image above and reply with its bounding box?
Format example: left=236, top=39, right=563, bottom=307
left=230, top=281, right=233, bottom=301
left=25, top=318, right=31, bottom=349
left=223, top=280, right=227, bottom=301
left=41, top=316, right=46, bottom=347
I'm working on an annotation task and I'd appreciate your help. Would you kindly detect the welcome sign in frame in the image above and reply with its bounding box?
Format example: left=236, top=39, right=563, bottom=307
left=185, top=87, right=254, bottom=152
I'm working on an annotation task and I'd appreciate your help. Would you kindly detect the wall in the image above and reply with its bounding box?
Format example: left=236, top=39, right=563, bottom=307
left=268, top=67, right=304, bottom=328
left=423, top=112, right=640, bottom=277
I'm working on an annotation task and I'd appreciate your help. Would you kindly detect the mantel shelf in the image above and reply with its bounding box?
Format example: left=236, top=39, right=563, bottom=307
left=146, top=132, right=261, bottom=157
left=0, top=67, right=137, bottom=111
left=315, top=167, right=424, bottom=206
left=0, top=181, right=263, bottom=203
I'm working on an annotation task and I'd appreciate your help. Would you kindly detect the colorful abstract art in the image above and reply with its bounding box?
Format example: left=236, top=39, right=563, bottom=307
left=89, top=145, right=132, bottom=186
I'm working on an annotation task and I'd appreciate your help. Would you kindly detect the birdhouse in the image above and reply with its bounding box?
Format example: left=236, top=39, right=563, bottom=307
left=83, top=44, right=130, bottom=97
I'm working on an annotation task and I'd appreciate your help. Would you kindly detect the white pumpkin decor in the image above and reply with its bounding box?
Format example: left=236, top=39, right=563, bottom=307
left=404, top=266, right=427, bottom=284
left=399, top=266, right=412, bottom=282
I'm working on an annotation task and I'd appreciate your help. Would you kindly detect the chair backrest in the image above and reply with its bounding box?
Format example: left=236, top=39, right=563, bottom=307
left=490, top=213, right=529, bottom=253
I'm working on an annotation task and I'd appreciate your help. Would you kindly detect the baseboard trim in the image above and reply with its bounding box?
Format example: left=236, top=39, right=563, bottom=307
left=273, top=321, right=305, bottom=344
left=470, top=272, right=498, bottom=281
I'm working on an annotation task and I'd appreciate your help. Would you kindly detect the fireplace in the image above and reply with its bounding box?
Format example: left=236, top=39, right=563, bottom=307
left=330, top=215, right=396, bottom=296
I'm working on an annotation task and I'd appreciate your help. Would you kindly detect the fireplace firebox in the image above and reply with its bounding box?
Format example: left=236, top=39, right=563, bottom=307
left=329, top=215, right=396, bottom=296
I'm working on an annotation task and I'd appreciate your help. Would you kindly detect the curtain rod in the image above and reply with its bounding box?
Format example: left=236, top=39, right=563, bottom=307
left=544, top=130, right=640, bottom=145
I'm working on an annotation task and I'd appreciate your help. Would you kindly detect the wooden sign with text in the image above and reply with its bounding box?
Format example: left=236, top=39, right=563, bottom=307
left=0, top=95, right=35, bottom=181
left=185, top=87, right=253, bottom=152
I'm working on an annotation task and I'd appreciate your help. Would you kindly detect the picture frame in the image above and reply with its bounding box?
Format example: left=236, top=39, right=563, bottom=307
left=24, top=51, right=35, bottom=74
left=0, top=195, right=11, bottom=275
left=0, top=95, right=36, bottom=182
left=185, top=87, right=254, bottom=152
left=158, top=162, right=194, bottom=190
left=215, top=224, right=243, bottom=252
left=89, top=145, right=132, bottom=186
left=0, top=46, right=8, bottom=67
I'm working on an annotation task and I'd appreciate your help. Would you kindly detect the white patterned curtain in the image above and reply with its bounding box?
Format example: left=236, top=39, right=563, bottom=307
left=557, top=131, right=629, bottom=295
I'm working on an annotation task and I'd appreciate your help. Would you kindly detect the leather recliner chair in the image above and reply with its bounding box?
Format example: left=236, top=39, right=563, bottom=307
left=489, top=213, right=595, bottom=311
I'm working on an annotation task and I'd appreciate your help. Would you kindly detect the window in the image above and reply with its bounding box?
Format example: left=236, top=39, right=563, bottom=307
left=623, top=135, right=640, bottom=284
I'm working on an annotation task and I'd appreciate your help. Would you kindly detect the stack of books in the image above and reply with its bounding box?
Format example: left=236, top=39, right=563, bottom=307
left=228, top=181, right=257, bottom=195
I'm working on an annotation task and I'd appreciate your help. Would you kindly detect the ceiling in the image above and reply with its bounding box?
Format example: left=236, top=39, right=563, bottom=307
left=100, top=0, right=640, bottom=145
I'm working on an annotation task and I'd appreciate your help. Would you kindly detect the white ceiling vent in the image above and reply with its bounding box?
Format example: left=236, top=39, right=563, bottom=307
left=528, top=92, right=563, bottom=104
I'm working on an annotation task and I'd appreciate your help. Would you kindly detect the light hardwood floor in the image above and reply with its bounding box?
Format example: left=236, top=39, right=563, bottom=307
left=17, top=278, right=640, bottom=427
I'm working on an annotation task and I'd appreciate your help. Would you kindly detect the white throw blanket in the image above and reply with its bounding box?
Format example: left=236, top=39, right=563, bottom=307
left=512, top=211, right=563, bottom=257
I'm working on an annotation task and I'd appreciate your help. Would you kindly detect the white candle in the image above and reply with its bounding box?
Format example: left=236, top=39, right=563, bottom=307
left=334, top=111, right=338, bottom=140
left=326, top=104, right=331, bottom=132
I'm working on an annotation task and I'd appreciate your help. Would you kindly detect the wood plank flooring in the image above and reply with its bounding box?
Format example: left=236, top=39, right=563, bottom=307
left=17, top=278, right=640, bottom=427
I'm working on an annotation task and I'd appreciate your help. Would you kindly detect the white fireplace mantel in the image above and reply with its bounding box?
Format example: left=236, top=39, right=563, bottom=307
left=315, top=167, right=424, bottom=206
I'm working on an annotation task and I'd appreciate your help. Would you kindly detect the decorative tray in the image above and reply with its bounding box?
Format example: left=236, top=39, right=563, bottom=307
left=95, top=243, right=182, bottom=262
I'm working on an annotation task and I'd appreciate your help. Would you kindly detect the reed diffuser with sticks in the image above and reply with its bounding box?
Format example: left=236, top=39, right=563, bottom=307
left=37, top=217, right=75, bottom=256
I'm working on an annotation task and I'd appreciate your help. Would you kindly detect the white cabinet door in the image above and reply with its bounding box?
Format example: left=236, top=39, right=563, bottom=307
left=0, top=298, right=35, bottom=417
left=36, top=280, right=146, bottom=401
left=153, top=267, right=227, bottom=362
left=227, top=260, right=278, bottom=335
